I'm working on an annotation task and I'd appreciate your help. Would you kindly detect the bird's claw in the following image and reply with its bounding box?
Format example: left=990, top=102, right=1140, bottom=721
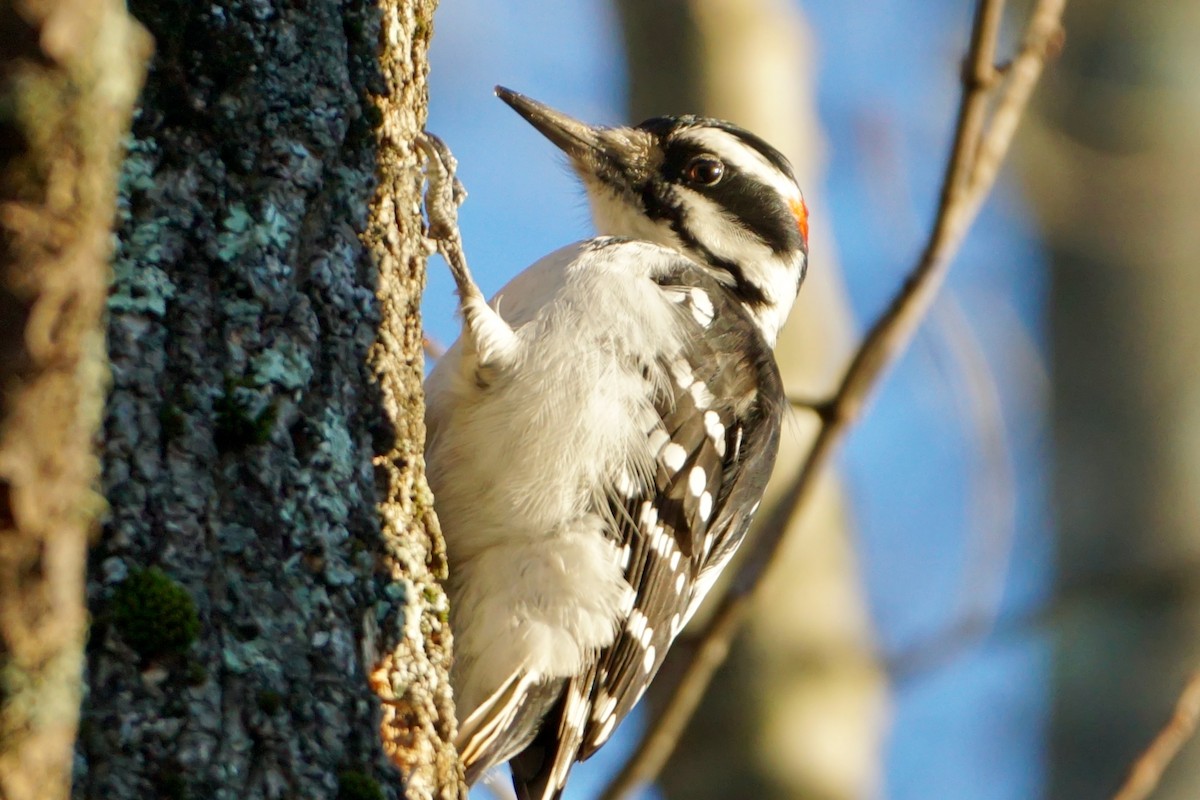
left=417, top=131, right=467, bottom=242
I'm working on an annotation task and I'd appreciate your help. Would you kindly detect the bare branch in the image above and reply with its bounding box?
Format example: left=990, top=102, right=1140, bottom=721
left=1113, top=671, right=1200, bottom=800
left=600, top=1, right=1067, bottom=796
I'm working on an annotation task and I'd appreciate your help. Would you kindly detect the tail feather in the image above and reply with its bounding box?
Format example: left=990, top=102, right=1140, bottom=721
left=458, top=671, right=566, bottom=786
left=510, top=670, right=598, bottom=800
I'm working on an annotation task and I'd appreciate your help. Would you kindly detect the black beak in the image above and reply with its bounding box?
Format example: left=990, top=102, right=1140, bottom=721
left=495, top=86, right=606, bottom=160
left=495, top=86, right=646, bottom=181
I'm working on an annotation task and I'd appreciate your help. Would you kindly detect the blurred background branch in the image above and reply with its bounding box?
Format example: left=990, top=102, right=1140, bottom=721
left=1113, top=671, right=1200, bottom=800
left=1017, top=0, right=1200, bottom=795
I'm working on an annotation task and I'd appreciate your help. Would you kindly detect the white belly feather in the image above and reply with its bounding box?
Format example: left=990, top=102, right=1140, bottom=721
left=425, top=239, right=691, bottom=717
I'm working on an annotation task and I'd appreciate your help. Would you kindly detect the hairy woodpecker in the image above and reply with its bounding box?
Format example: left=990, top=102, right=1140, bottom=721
left=420, top=87, right=809, bottom=800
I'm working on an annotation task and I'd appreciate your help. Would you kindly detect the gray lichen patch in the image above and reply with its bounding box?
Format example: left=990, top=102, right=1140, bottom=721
left=80, top=0, right=445, bottom=797
left=216, top=202, right=294, bottom=263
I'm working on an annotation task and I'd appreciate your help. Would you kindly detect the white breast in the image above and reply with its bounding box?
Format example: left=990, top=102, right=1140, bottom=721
left=425, top=238, right=693, bottom=715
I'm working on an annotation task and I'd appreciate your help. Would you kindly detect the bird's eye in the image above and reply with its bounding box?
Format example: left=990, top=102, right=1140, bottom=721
left=684, top=156, right=724, bottom=186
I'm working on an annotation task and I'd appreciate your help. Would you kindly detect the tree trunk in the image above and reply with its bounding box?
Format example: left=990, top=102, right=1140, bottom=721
left=74, top=0, right=461, bottom=798
left=616, top=1, right=886, bottom=797
left=0, top=1, right=150, bottom=799
left=1019, top=1, right=1200, bottom=796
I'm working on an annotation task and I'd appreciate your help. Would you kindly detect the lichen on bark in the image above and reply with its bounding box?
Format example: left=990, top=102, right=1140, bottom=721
left=77, top=0, right=458, bottom=798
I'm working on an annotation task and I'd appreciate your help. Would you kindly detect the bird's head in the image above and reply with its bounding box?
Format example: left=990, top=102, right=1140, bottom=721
left=496, top=86, right=809, bottom=345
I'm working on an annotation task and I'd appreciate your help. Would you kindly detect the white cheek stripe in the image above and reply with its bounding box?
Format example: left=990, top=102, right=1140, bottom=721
left=681, top=128, right=801, bottom=207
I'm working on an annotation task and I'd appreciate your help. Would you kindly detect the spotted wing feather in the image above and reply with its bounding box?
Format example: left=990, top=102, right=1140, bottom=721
left=509, top=269, right=785, bottom=800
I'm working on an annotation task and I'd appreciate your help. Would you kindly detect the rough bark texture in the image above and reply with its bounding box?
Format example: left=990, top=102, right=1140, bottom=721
left=366, top=1, right=463, bottom=796
left=75, top=0, right=459, bottom=798
left=1018, top=1, right=1200, bottom=797
left=0, top=1, right=150, bottom=798
left=616, top=1, right=886, bottom=797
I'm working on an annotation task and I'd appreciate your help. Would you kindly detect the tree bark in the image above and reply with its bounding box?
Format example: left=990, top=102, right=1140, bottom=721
left=0, top=1, right=150, bottom=798
left=1018, top=1, right=1200, bottom=797
left=75, top=0, right=460, bottom=798
left=615, top=1, right=886, bottom=797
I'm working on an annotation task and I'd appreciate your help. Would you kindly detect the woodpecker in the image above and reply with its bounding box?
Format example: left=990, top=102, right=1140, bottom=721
left=420, top=87, right=809, bottom=800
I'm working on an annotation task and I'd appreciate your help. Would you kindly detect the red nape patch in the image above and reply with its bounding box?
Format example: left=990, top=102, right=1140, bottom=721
left=789, top=196, right=809, bottom=248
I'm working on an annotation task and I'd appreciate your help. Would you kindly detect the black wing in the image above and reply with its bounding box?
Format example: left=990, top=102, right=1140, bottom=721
left=510, top=268, right=785, bottom=800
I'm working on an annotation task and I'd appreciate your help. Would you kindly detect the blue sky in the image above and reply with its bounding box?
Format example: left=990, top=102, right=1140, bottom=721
left=424, top=2, right=1052, bottom=797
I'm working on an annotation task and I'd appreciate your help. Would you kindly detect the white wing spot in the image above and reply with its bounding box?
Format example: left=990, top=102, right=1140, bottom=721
left=571, top=693, right=590, bottom=731
left=663, top=530, right=677, bottom=557
left=594, top=713, right=618, bottom=746
left=564, top=686, right=587, bottom=733
left=698, top=491, right=713, bottom=521
left=675, top=572, right=686, bottom=594
left=640, top=623, right=654, bottom=647
left=688, top=466, right=707, bottom=496
left=648, top=427, right=670, bottom=455
left=627, top=608, right=648, bottom=640
left=671, top=359, right=695, bottom=389
left=689, top=288, right=715, bottom=326
left=689, top=379, right=714, bottom=409
left=643, top=644, right=657, bottom=673
left=662, top=442, right=688, bottom=472
left=615, top=469, right=638, bottom=497
left=651, top=525, right=673, bottom=557
left=639, top=501, right=658, bottom=529
left=704, top=410, right=726, bottom=456
left=669, top=549, right=681, bottom=571
left=593, top=692, right=617, bottom=726
left=619, top=584, right=636, bottom=614
left=671, top=612, right=683, bottom=636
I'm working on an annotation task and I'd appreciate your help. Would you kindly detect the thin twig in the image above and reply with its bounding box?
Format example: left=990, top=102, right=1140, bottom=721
left=1113, top=671, right=1200, bottom=800
left=599, top=1, right=1067, bottom=797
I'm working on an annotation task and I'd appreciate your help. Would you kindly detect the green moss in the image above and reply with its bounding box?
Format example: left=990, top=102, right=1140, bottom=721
left=159, top=402, right=185, bottom=441
left=111, top=568, right=200, bottom=659
left=214, top=378, right=277, bottom=452
left=336, top=771, right=384, bottom=800
left=344, top=10, right=364, bottom=40
left=413, top=8, right=432, bottom=43
left=185, top=661, right=208, bottom=686
left=256, top=688, right=284, bottom=715
left=421, top=584, right=449, bottom=624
